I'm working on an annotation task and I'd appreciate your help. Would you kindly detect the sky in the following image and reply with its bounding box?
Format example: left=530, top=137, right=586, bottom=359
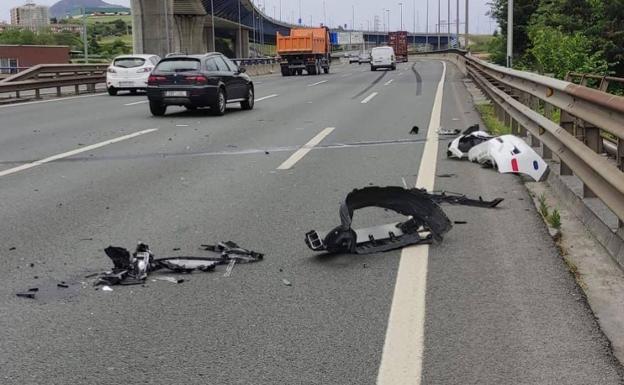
left=1, top=0, right=497, bottom=34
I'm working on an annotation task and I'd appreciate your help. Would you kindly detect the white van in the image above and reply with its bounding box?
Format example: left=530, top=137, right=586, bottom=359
left=370, top=46, right=396, bottom=71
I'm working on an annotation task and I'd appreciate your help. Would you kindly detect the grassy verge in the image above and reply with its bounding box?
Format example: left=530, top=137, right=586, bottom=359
left=475, top=103, right=511, bottom=135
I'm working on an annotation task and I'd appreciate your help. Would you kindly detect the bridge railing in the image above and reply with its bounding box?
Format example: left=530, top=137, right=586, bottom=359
left=232, top=57, right=279, bottom=66
left=0, top=64, right=108, bottom=99
left=414, top=49, right=624, bottom=231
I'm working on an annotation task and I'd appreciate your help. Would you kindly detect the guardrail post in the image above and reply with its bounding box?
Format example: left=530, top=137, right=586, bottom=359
left=15, top=91, right=20, bottom=99
left=541, top=103, right=554, bottom=159
left=559, top=108, right=575, bottom=176
left=35, top=88, right=41, bottom=99
left=56, top=86, right=62, bottom=97
left=528, top=96, right=541, bottom=147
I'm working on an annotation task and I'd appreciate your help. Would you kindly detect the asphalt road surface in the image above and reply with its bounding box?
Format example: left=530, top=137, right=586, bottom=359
left=1, top=60, right=622, bottom=385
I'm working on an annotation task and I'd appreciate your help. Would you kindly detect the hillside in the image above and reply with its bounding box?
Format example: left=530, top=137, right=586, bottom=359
left=50, top=0, right=129, bottom=18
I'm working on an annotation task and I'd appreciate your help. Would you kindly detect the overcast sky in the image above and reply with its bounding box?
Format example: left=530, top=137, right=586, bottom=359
left=1, top=0, right=497, bottom=34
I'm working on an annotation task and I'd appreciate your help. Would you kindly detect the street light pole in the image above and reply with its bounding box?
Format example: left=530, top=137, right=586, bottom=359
left=399, top=3, right=403, bottom=31
left=447, top=0, right=450, bottom=48
left=507, top=0, right=513, bottom=67
left=210, top=0, right=215, bottom=52
left=456, top=0, right=459, bottom=47
left=426, top=0, right=429, bottom=50
left=437, top=0, right=441, bottom=50
left=465, top=0, right=469, bottom=49
left=237, top=0, right=242, bottom=58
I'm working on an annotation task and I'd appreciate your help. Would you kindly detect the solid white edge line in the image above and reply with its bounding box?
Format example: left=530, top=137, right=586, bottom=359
left=124, top=100, right=149, bottom=106
left=361, top=92, right=379, bottom=104
left=256, top=94, right=279, bottom=102
left=376, top=61, right=447, bottom=385
left=276, top=127, right=335, bottom=170
left=0, top=92, right=106, bottom=109
left=0, top=128, right=159, bottom=178
left=308, top=80, right=328, bottom=87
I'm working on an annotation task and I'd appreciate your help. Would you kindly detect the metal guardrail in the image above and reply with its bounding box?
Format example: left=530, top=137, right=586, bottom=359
left=0, top=64, right=109, bottom=99
left=413, top=49, right=624, bottom=228
left=421, top=50, right=624, bottom=227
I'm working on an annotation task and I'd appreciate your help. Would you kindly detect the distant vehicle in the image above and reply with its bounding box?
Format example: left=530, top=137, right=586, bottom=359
left=388, top=31, right=408, bottom=62
left=349, top=54, right=359, bottom=64
left=358, top=53, right=371, bottom=64
left=146, top=53, right=254, bottom=117
left=277, top=27, right=332, bottom=76
left=370, top=46, right=396, bottom=71
left=106, top=54, right=160, bottom=95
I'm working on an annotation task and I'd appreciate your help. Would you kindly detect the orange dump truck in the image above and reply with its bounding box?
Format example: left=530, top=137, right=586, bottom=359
left=276, top=27, right=331, bottom=76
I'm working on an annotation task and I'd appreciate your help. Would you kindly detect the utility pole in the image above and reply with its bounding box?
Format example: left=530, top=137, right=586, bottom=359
left=82, top=7, right=88, bottom=63
left=387, top=9, right=391, bottom=32
left=399, top=3, right=403, bottom=31
left=298, top=0, right=302, bottom=24
left=279, top=0, right=282, bottom=20
left=507, top=0, right=513, bottom=67
left=323, top=1, right=326, bottom=26
left=413, top=0, right=416, bottom=32
left=210, top=0, right=215, bottom=51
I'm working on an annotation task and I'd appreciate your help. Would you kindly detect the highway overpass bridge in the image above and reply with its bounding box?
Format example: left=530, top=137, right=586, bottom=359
left=131, top=0, right=453, bottom=58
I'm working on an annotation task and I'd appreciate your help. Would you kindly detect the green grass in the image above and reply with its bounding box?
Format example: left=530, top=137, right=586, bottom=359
left=99, top=34, right=132, bottom=45
left=475, top=103, right=511, bottom=135
left=83, top=15, right=133, bottom=25
left=468, top=34, right=494, bottom=53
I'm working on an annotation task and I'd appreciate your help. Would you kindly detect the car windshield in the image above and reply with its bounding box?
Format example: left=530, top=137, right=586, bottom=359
left=372, top=48, right=392, bottom=55
left=156, top=59, right=201, bottom=73
left=113, top=58, right=146, bottom=68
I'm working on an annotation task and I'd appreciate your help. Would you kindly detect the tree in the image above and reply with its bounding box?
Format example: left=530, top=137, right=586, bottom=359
left=487, top=0, right=540, bottom=61
left=528, top=26, right=608, bottom=77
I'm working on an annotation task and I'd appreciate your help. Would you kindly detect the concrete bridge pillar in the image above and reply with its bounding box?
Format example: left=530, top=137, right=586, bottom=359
left=132, top=0, right=208, bottom=57
left=234, top=29, right=250, bottom=58
left=205, top=26, right=215, bottom=52
left=173, top=14, right=208, bottom=54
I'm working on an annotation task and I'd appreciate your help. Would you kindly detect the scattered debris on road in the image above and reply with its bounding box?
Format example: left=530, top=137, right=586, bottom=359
left=438, top=127, right=461, bottom=135
left=446, top=125, right=549, bottom=182
left=410, top=126, right=419, bottom=135
left=16, top=292, right=36, bottom=299
left=468, top=135, right=549, bottom=181
left=95, top=241, right=263, bottom=286
left=305, top=186, right=503, bottom=255
left=282, top=279, right=292, bottom=286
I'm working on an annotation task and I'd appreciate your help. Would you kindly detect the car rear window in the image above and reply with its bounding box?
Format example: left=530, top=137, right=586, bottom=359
left=113, top=58, right=146, bottom=68
left=156, top=59, right=201, bottom=73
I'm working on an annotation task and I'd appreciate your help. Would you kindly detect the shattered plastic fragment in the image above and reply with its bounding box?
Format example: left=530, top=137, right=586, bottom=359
left=155, top=276, right=183, bottom=284
left=223, top=260, right=236, bottom=277
left=16, top=292, right=35, bottom=299
left=305, top=186, right=503, bottom=255
left=410, top=126, right=419, bottom=135
left=282, top=279, right=292, bottom=286
left=447, top=127, right=492, bottom=159
left=437, top=127, right=461, bottom=135
left=102, top=286, right=113, bottom=292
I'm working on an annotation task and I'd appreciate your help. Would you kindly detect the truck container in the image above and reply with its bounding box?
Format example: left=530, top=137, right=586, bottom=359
left=388, top=31, right=408, bottom=62
left=276, top=27, right=331, bottom=76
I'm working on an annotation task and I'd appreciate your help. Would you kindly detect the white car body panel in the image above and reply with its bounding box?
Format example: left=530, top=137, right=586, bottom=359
left=448, top=130, right=492, bottom=159
left=468, top=135, right=549, bottom=181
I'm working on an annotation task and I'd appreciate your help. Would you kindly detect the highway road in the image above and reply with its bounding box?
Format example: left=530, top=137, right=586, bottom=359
left=1, top=60, right=622, bottom=384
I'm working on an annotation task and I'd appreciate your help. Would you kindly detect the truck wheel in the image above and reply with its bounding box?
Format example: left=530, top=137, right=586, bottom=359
left=107, top=87, right=118, bottom=96
left=323, top=67, right=329, bottom=74
left=297, top=69, right=303, bottom=76
left=371, top=66, right=376, bottom=71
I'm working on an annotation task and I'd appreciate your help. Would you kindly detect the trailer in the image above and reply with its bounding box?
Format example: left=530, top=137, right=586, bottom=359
left=388, top=31, right=408, bottom=63
left=276, top=27, right=331, bottom=76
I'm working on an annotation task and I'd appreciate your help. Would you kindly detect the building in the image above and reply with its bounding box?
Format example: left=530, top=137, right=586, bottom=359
left=10, top=3, right=51, bottom=31
left=0, top=45, right=70, bottom=74
left=70, top=7, right=130, bottom=17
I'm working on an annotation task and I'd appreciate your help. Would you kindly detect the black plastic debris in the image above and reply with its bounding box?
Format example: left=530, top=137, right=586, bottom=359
left=438, top=128, right=461, bottom=135
left=305, top=186, right=503, bottom=255
left=410, top=126, right=419, bottom=135
left=57, top=283, right=69, bottom=288
left=447, top=124, right=492, bottom=159
left=16, top=292, right=35, bottom=299
left=95, top=241, right=263, bottom=286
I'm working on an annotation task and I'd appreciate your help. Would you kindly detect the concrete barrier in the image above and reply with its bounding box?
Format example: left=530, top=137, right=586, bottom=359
left=244, top=63, right=279, bottom=76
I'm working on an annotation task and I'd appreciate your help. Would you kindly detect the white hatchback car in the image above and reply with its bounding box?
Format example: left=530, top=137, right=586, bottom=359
left=106, top=54, right=161, bottom=95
